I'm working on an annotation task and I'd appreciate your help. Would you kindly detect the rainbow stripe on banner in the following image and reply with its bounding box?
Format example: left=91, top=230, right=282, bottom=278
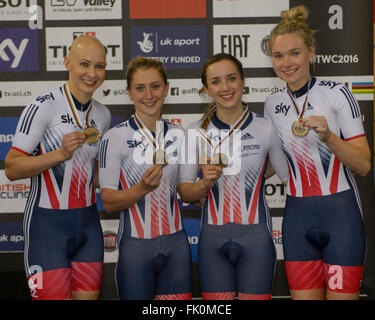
left=352, top=82, right=374, bottom=94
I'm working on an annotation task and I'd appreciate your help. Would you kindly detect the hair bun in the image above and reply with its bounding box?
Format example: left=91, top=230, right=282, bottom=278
left=281, top=5, right=309, bottom=24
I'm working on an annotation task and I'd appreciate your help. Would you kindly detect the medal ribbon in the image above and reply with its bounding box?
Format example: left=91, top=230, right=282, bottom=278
left=134, top=112, right=164, bottom=151
left=286, top=79, right=311, bottom=119
left=63, top=83, right=92, bottom=129
left=199, top=105, right=249, bottom=155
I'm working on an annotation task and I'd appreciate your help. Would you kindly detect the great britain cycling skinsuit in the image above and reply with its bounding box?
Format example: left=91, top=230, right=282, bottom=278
left=99, top=117, right=192, bottom=300
left=264, top=77, right=367, bottom=294
left=11, top=84, right=111, bottom=299
left=180, top=106, right=288, bottom=300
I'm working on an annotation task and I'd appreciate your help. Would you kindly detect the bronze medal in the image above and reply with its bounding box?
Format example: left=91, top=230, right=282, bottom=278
left=153, top=149, right=168, bottom=167
left=291, top=119, right=309, bottom=137
left=84, top=127, right=100, bottom=144
left=212, top=153, right=229, bottom=168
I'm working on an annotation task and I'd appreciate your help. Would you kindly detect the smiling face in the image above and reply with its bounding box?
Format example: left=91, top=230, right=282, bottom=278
left=64, top=36, right=107, bottom=103
left=271, top=32, right=315, bottom=91
left=127, top=67, right=169, bottom=119
left=203, top=59, right=245, bottom=111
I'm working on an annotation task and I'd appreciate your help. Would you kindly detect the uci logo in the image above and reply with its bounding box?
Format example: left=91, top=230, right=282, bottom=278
left=275, top=103, right=290, bottom=116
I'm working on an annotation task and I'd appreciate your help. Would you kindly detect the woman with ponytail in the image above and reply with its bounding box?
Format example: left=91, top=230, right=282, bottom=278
left=178, top=53, right=288, bottom=300
left=264, top=6, right=370, bottom=300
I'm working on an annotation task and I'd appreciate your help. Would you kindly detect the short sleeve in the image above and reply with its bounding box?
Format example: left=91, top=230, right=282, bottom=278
left=12, top=100, right=52, bottom=155
left=334, top=85, right=365, bottom=141
left=99, top=129, right=123, bottom=190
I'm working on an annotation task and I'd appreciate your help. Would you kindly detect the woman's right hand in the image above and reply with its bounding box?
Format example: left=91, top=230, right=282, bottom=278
left=140, top=165, right=163, bottom=192
left=59, top=131, right=86, bottom=161
left=201, top=161, right=223, bottom=189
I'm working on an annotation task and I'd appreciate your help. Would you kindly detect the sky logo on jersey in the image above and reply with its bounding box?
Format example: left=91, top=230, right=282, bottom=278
left=0, top=28, right=38, bottom=71
left=131, top=26, right=206, bottom=69
left=275, top=103, right=290, bottom=116
left=0, top=117, right=18, bottom=160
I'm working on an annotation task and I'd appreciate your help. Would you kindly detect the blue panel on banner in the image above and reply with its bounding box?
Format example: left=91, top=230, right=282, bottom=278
left=0, top=117, right=19, bottom=160
left=110, top=115, right=126, bottom=129
left=96, top=192, right=104, bottom=212
left=131, top=25, right=206, bottom=69
left=0, top=222, right=24, bottom=252
left=0, top=28, right=39, bottom=72
left=183, top=218, right=200, bottom=262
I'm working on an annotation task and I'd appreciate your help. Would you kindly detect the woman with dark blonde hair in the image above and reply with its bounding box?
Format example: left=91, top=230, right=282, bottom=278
left=99, top=56, right=192, bottom=300
left=179, top=53, right=288, bottom=300
left=265, top=5, right=370, bottom=300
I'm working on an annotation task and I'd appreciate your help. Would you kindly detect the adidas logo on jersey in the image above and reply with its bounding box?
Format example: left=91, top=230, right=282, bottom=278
left=241, top=132, right=254, bottom=140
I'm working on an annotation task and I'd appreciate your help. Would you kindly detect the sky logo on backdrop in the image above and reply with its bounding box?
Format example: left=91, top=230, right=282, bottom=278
left=0, top=28, right=38, bottom=72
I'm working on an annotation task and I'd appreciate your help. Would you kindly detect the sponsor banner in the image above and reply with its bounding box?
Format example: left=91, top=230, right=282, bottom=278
left=162, top=114, right=202, bottom=129
left=183, top=218, right=200, bottom=262
left=1, top=76, right=372, bottom=108
left=213, top=24, right=276, bottom=69
left=291, top=0, right=372, bottom=76
left=93, top=79, right=206, bottom=105
left=46, top=27, right=123, bottom=71
left=272, top=217, right=283, bottom=260
left=0, top=28, right=38, bottom=71
left=0, top=81, right=64, bottom=106
left=100, top=219, right=119, bottom=263
left=131, top=25, right=206, bottom=70
left=0, top=0, right=34, bottom=21
left=323, top=76, right=374, bottom=102
left=0, top=170, right=30, bottom=213
left=45, top=0, right=122, bottom=20
left=0, top=117, right=18, bottom=160
left=265, top=175, right=286, bottom=209
left=92, top=79, right=129, bottom=105
left=0, top=222, right=24, bottom=252
left=213, top=0, right=289, bottom=18
left=129, top=0, right=206, bottom=19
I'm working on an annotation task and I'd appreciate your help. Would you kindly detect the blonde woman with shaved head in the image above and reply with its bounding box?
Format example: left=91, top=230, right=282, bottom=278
left=5, top=35, right=111, bottom=300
